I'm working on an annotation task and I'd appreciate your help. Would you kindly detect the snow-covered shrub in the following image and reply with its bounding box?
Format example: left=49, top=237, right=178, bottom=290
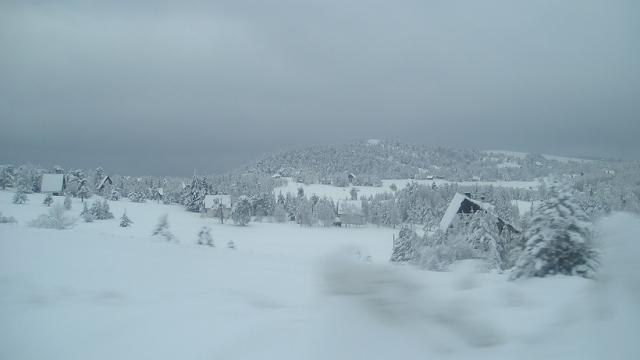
left=0, top=212, right=17, bottom=224
left=152, top=214, right=175, bottom=241
left=197, top=226, right=214, bottom=247
left=418, top=232, right=475, bottom=271
left=510, top=187, right=599, bottom=280
left=43, top=194, right=53, bottom=207
left=390, top=225, right=419, bottom=263
left=12, top=191, right=27, bottom=204
left=231, top=196, right=252, bottom=226
left=63, top=194, right=72, bottom=210
left=128, top=191, right=145, bottom=203
left=109, top=190, right=120, bottom=201
left=120, top=211, right=133, bottom=227
left=227, top=239, right=236, bottom=249
left=29, top=204, right=75, bottom=230
left=88, top=200, right=114, bottom=220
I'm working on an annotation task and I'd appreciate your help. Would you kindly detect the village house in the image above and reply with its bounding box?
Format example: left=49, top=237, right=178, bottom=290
left=337, top=199, right=365, bottom=226
left=40, top=174, right=65, bottom=196
left=439, top=193, right=519, bottom=234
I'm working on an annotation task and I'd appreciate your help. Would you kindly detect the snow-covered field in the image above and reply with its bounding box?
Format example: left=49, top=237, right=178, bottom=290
left=275, top=178, right=539, bottom=201
left=1, top=191, right=638, bottom=360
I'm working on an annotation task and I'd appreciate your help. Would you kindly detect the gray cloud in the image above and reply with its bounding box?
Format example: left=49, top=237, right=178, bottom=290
left=1, top=0, right=638, bottom=175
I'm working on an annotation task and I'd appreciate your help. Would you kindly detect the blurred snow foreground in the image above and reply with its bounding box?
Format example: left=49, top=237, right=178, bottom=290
left=321, top=213, right=640, bottom=358
left=322, top=249, right=502, bottom=348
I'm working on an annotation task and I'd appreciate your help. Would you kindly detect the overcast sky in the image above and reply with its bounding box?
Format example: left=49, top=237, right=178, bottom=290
left=1, top=0, right=638, bottom=176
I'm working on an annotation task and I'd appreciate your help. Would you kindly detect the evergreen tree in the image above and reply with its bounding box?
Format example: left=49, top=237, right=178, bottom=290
left=43, top=194, right=54, bottom=207
left=182, top=175, right=208, bottom=212
left=273, top=203, right=287, bottom=223
left=390, top=225, right=419, bottom=263
left=198, top=226, right=214, bottom=247
left=64, top=194, right=72, bottom=210
left=120, top=211, right=133, bottom=227
left=231, top=196, right=252, bottom=226
left=77, top=180, right=90, bottom=202
left=350, top=187, right=359, bottom=200
left=315, top=197, right=336, bottom=226
left=152, top=214, right=175, bottom=241
left=12, top=191, right=27, bottom=204
left=81, top=202, right=94, bottom=222
left=511, top=187, right=599, bottom=280
left=466, top=211, right=504, bottom=269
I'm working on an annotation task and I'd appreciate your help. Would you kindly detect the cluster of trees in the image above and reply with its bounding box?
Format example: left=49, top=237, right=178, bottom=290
left=390, top=185, right=600, bottom=280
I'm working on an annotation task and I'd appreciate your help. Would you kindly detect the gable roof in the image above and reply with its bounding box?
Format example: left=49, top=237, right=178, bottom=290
left=97, top=176, right=112, bottom=190
left=41, top=174, right=64, bottom=193
left=438, top=193, right=493, bottom=231
left=204, top=195, right=232, bottom=209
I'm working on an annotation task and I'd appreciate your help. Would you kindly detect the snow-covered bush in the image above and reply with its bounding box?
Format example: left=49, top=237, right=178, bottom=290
left=197, top=226, right=214, bottom=247
left=29, top=204, right=75, bottom=230
left=109, top=190, right=120, bottom=201
left=510, top=187, right=600, bottom=280
left=390, top=225, right=419, bottom=263
left=0, top=212, right=17, bottom=224
left=12, top=191, right=27, bottom=204
left=43, top=194, right=53, bottom=207
left=120, top=211, right=133, bottom=227
left=88, top=199, right=114, bottom=220
left=418, top=232, right=475, bottom=271
left=231, top=196, right=252, bottom=226
left=63, top=194, right=72, bottom=210
left=128, top=191, right=145, bottom=203
left=227, top=239, right=236, bottom=249
left=152, top=214, right=175, bottom=241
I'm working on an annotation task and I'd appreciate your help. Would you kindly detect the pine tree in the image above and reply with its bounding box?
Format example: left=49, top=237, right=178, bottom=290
left=315, top=198, right=336, bottom=226
left=198, top=226, right=214, bottom=247
left=466, top=211, right=503, bottom=269
left=510, top=187, right=599, bottom=280
left=120, top=211, right=133, bottom=227
left=231, top=196, right=252, bottom=226
left=12, top=191, right=28, bottom=204
left=81, top=202, right=94, bottom=222
left=273, top=203, right=287, bottom=223
left=390, top=225, right=419, bottom=263
left=152, top=214, right=175, bottom=241
left=43, top=194, right=54, bottom=207
left=100, top=200, right=114, bottom=219
left=64, top=194, right=72, bottom=210
left=77, top=180, right=90, bottom=202
left=182, top=175, right=208, bottom=212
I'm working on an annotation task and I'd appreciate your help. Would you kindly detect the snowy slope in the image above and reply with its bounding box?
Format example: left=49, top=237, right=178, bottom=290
left=1, top=191, right=638, bottom=360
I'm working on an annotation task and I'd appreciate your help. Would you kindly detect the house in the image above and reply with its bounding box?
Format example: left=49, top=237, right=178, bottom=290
left=439, top=193, right=519, bottom=234
left=204, top=195, right=233, bottom=220
left=40, top=174, right=65, bottom=195
left=96, top=176, right=112, bottom=193
left=337, top=200, right=365, bottom=226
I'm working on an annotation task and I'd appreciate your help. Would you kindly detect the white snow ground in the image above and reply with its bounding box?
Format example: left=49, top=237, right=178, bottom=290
left=1, top=191, right=638, bottom=360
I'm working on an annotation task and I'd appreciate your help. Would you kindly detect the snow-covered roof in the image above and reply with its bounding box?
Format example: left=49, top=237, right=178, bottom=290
left=97, top=176, right=112, bottom=190
left=438, top=193, right=492, bottom=231
left=41, top=174, right=64, bottom=193
left=204, top=195, right=232, bottom=209
left=338, top=200, right=363, bottom=215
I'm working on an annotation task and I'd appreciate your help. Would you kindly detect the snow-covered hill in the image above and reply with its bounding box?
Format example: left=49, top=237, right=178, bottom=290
left=1, top=191, right=638, bottom=359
